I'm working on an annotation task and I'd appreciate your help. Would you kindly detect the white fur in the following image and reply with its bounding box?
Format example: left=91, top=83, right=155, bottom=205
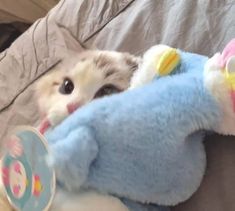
left=130, top=45, right=170, bottom=89
left=51, top=189, right=129, bottom=211
left=204, top=53, right=235, bottom=135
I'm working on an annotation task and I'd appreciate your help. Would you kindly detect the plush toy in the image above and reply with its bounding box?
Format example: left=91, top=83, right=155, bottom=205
left=43, top=38, right=235, bottom=210
left=3, top=39, right=235, bottom=211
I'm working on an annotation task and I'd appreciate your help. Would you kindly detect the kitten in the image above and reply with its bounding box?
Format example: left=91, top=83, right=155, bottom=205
left=0, top=50, right=141, bottom=211
left=36, top=50, right=141, bottom=134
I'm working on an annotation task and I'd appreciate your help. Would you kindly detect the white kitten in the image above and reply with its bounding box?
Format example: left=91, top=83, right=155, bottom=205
left=36, top=50, right=140, bottom=133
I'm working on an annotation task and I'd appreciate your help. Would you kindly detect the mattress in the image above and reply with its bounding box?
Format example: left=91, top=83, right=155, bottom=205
left=1, top=0, right=235, bottom=210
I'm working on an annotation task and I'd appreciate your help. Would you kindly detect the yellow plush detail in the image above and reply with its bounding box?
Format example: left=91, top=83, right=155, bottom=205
left=156, top=48, right=181, bottom=76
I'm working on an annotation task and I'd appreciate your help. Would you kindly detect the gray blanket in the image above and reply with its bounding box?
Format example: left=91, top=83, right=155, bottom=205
left=1, top=0, right=235, bottom=210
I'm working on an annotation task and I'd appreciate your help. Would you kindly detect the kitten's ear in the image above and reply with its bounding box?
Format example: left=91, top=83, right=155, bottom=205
left=123, top=53, right=142, bottom=72
left=78, top=50, right=101, bottom=62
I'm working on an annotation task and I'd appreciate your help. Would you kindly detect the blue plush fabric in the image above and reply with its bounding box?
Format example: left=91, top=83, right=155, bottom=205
left=45, top=51, right=222, bottom=208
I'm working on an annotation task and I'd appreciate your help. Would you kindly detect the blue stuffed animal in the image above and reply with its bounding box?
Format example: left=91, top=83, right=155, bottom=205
left=45, top=39, right=235, bottom=211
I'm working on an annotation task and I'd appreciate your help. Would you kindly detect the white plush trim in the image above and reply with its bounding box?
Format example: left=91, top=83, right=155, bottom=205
left=204, top=53, right=235, bottom=135
left=129, top=45, right=171, bottom=89
left=51, top=189, right=129, bottom=211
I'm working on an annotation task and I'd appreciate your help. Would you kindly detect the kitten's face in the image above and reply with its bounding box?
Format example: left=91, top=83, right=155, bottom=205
left=36, top=50, right=140, bottom=132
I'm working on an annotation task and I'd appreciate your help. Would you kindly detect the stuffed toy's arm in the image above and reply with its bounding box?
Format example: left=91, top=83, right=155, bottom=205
left=46, top=126, right=98, bottom=190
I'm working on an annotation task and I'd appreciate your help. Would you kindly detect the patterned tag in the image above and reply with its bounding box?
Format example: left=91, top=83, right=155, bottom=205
left=1, top=126, right=55, bottom=211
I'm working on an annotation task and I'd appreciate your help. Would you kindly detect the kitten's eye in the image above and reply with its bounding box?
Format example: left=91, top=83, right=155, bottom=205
left=59, top=78, right=74, bottom=95
left=94, top=84, right=121, bottom=98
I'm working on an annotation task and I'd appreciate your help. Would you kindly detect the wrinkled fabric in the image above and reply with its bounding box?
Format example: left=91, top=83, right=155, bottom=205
left=0, top=0, right=235, bottom=211
left=0, top=0, right=59, bottom=23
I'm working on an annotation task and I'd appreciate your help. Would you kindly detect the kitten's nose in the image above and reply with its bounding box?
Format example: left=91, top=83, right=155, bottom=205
left=67, top=102, right=81, bottom=114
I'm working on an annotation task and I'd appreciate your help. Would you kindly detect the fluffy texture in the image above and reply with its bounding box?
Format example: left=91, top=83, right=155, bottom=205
left=45, top=43, right=235, bottom=209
